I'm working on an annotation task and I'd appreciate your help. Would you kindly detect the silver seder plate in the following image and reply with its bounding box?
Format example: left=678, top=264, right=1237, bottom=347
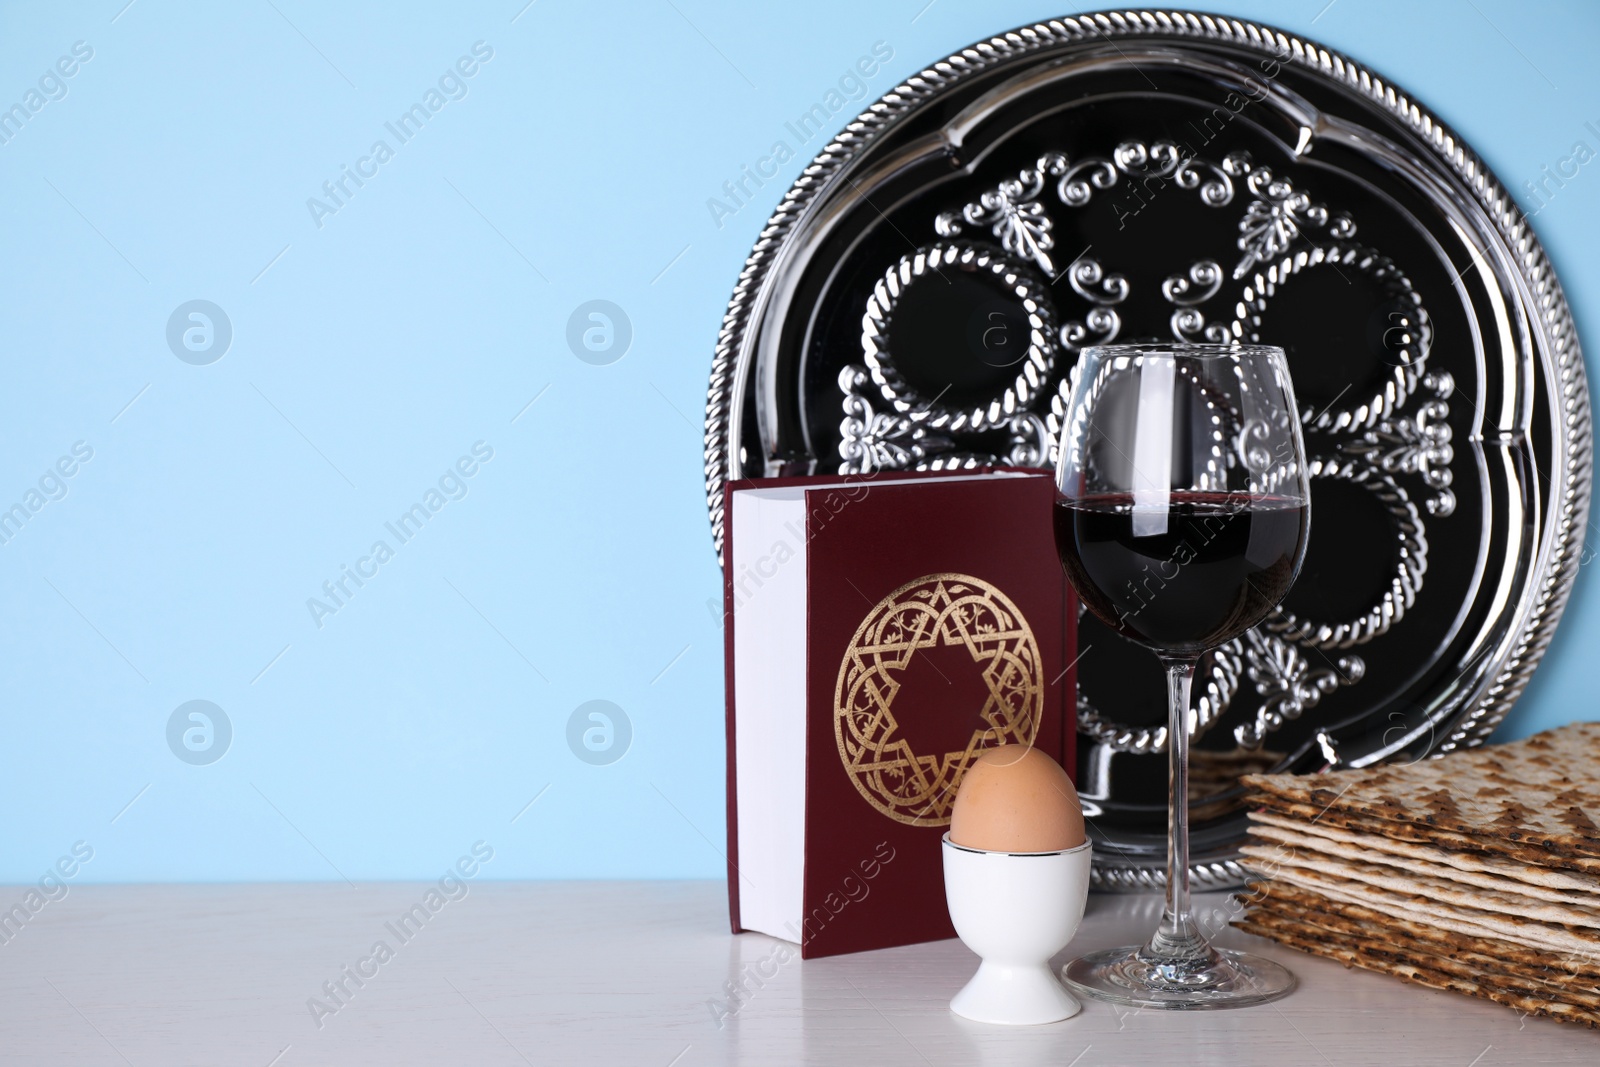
left=704, top=11, right=1591, bottom=889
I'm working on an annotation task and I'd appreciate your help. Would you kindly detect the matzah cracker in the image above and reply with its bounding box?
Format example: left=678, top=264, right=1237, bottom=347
left=1239, top=843, right=1600, bottom=927
left=1243, top=881, right=1600, bottom=980
left=1250, top=811, right=1600, bottom=897
left=1246, top=859, right=1600, bottom=956
left=1235, top=913, right=1600, bottom=1028
left=1243, top=795, right=1600, bottom=876
left=1240, top=907, right=1600, bottom=1005
left=1241, top=887, right=1600, bottom=991
left=1241, top=722, right=1600, bottom=861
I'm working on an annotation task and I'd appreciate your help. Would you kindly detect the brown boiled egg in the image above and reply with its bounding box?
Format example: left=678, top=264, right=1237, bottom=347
left=949, top=746, right=1085, bottom=853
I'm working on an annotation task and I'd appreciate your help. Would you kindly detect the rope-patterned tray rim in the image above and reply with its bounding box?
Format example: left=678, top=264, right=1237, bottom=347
left=703, top=9, right=1592, bottom=890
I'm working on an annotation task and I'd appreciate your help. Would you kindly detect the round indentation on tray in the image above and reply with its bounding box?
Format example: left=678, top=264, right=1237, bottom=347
left=1270, top=459, right=1427, bottom=650
left=1072, top=603, right=1243, bottom=756
left=861, top=244, right=1057, bottom=432
left=1232, top=245, right=1430, bottom=433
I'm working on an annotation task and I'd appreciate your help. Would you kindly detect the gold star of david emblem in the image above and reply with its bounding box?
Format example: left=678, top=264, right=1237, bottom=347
left=833, top=573, right=1043, bottom=826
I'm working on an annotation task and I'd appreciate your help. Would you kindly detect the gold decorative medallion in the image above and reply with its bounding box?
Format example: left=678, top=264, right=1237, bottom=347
left=833, top=573, right=1044, bottom=826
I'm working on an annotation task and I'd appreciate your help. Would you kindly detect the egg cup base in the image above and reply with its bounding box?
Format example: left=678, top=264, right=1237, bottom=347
left=951, top=961, right=1082, bottom=1025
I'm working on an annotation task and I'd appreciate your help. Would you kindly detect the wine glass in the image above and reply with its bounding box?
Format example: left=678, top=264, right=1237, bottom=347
left=1052, top=343, right=1309, bottom=1009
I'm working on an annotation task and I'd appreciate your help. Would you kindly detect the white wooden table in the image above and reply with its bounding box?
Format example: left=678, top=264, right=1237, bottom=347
left=0, top=881, right=1590, bottom=1065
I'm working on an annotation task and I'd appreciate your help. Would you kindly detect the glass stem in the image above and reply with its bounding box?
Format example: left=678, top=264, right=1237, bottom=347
left=1146, top=656, right=1209, bottom=965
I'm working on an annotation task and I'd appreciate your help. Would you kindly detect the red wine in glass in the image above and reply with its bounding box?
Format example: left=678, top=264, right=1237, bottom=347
left=1052, top=343, right=1310, bottom=1011
left=1053, top=491, right=1309, bottom=656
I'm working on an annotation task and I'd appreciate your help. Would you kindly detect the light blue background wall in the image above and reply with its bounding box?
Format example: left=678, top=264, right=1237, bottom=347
left=0, top=0, right=1594, bottom=883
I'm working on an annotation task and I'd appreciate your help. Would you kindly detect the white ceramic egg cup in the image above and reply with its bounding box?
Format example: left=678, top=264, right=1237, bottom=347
left=942, top=834, right=1093, bottom=1025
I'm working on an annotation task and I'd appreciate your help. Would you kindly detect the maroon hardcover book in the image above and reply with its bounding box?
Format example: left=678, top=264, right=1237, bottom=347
left=723, top=469, right=1076, bottom=958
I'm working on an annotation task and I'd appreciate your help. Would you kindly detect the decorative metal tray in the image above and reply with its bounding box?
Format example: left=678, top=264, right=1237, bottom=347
left=704, top=12, right=1591, bottom=890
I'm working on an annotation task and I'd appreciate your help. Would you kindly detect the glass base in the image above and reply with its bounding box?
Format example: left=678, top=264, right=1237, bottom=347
left=1062, top=945, right=1296, bottom=1010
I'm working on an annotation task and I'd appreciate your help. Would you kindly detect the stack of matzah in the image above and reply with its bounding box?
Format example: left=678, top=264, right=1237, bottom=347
left=1235, top=722, right=1600, bottom=1027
